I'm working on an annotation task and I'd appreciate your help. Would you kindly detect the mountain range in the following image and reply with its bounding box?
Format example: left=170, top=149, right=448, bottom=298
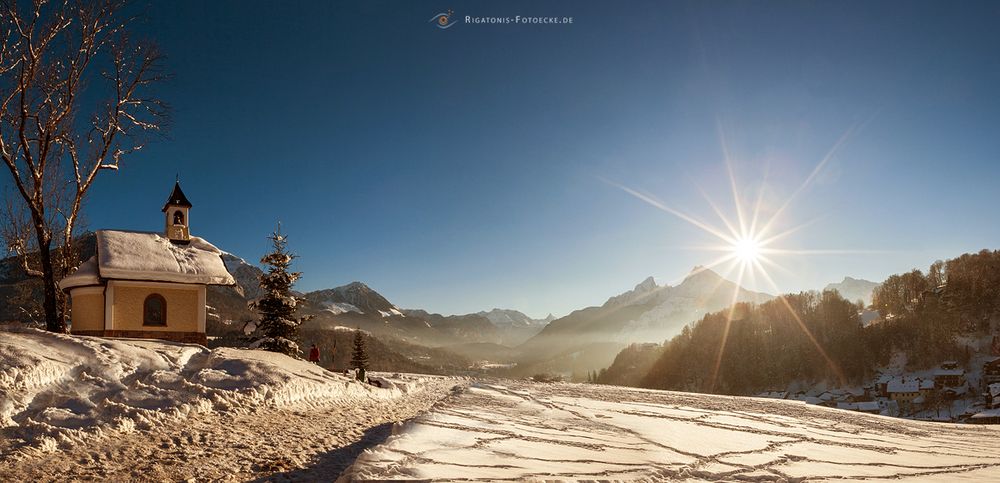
left=0, top=232, right=880, bottom=380
left=206, top=260, right=881, bottom=379
left=510, top=267, right=775, bottom=377
left=209, top=254, right=546, bottom=348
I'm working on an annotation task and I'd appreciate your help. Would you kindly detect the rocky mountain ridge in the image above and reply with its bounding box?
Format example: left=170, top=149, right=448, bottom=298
left=823, top=276, right=880, bottom=306
left=509, top=267, right=774, bottom=378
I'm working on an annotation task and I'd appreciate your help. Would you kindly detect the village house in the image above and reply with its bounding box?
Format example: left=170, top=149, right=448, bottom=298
left=969, top=408, right=1000, bottom=425
left=986, top=383, right=1000, bottom=409
left=875, top=373, right=894, bottom=397
left=58, top=182, right=236, bottom=345
left=837, top=401, right=881, bottom=415
left=844, top=387, right=868, bottom=402
left=918, top=379, right=935, bottom=399
left=933, top=361, right=966, bottom=388
left=887, top=378, right=921, bottom=414
left=855, top=401, right=881, bottom=414
left=941, top=385, right=969, bottom=401
left=983, top=357, right=1000, bottom=389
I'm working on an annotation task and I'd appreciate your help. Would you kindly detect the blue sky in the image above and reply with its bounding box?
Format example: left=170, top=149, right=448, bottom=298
left=28, top=1, right=1000, bottom=318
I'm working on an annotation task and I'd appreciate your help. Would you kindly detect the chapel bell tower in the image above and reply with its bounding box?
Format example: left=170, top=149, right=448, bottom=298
left=162, top=180, right=192, bottom=244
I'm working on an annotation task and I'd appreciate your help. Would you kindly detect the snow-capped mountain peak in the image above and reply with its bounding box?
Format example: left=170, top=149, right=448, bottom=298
left=220, top=252, right=265, bottom=300
left=681, top=265, right=725, bottom=284
left=475, top=308, right=549, bottom=328
left=604, top=276, right=661, bottom=307
left=634, top=276, right=658, bottom=292
left=523, top=265, right=775, bottom=374
left=304, top=282, right=403, bottom=317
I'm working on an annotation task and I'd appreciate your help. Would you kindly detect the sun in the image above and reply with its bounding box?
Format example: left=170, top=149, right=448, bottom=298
left=602, top=118, right=877, bottom=392
left=732, top=237, right=760, bottom=263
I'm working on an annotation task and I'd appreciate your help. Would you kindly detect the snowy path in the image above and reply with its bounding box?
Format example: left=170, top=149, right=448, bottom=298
left=0, top=378, right=462, bottom=482
left=342, top=381, right=1000, bottom=481
left=0, top=329, right=464, bottom=481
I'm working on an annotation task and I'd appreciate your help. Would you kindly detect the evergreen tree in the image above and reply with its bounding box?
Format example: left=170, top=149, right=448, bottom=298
left=351, top=329, right=369, bottom=381
left=249, top=225, right=311, bottom=356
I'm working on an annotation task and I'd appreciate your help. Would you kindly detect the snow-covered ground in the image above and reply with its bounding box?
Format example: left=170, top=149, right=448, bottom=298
left=342, top=381, right=1000, bottom=481
left=2, top=377, right=460, bottom=482
left=0, top=328, right=455, bottom=474
left=6, top=328, right=1000, bottom=481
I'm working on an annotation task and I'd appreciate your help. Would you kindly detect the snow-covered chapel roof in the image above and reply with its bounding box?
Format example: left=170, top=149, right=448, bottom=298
left=59, top=230, right=236, bottom=290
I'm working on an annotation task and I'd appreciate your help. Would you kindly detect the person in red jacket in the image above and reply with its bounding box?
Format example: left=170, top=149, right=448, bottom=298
left=308, top=344, right=320, bottom=364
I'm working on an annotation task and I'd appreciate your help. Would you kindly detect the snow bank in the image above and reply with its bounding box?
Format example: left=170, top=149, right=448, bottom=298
left=343, top=381, right=1000, bottom=481
left=0, top=328, right=411, bottom=457
left=366, top=372, right=449, bottom=393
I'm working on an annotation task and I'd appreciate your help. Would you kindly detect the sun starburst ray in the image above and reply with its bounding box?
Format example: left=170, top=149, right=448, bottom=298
left=678, top=244, right=747, bottom=253
left=747, top=161, right=770, bottom=238
left=603, top=178, right=739, bottom=245
left=696, top=184, right=742, bottom=243
left=763, top=248, right=892, bottom=255
left=754, top=253, right=797, bottom=278
left=752, top=258, right=847, bottom=386
left=757, top=116, right=875, bottom=239
left=755, top=216, right=825, bottom=248
left=708, top=260, right=748, bottom=391
left=715, top=119, right=749, bottom=237
left=726, top=159, right=749, bottom=239
left=684, top=252, right=741, bottom=278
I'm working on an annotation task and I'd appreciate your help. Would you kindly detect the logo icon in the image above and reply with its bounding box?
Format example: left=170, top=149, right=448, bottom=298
left=429, top=9, right=456, bottom=29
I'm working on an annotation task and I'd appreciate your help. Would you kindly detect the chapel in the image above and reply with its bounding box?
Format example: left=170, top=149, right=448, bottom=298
left=58, top=181, right=236, bottom=345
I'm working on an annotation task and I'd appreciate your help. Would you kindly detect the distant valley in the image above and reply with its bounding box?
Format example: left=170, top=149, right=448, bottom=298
left=1, top=232, right=884, bottom=383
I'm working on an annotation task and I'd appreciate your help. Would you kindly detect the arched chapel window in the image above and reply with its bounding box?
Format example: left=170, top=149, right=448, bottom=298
left=143, top=294, right=167, bottom=326
left=173, top=211, right=184, bottom=225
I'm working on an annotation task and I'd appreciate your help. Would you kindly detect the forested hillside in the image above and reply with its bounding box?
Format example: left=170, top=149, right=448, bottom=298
left=594, top=343, right=663, bottom=387
left=610, top=249, right=1000, bottom=395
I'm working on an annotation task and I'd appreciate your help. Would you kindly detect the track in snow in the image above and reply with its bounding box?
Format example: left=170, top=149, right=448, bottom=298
left=0, top=379, right=462, bottom=482
left=341, top=381, right=1000, bottom=481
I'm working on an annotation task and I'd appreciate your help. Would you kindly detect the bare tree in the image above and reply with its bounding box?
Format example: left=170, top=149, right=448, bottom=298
left=0, top=0, right=168, bottom=332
